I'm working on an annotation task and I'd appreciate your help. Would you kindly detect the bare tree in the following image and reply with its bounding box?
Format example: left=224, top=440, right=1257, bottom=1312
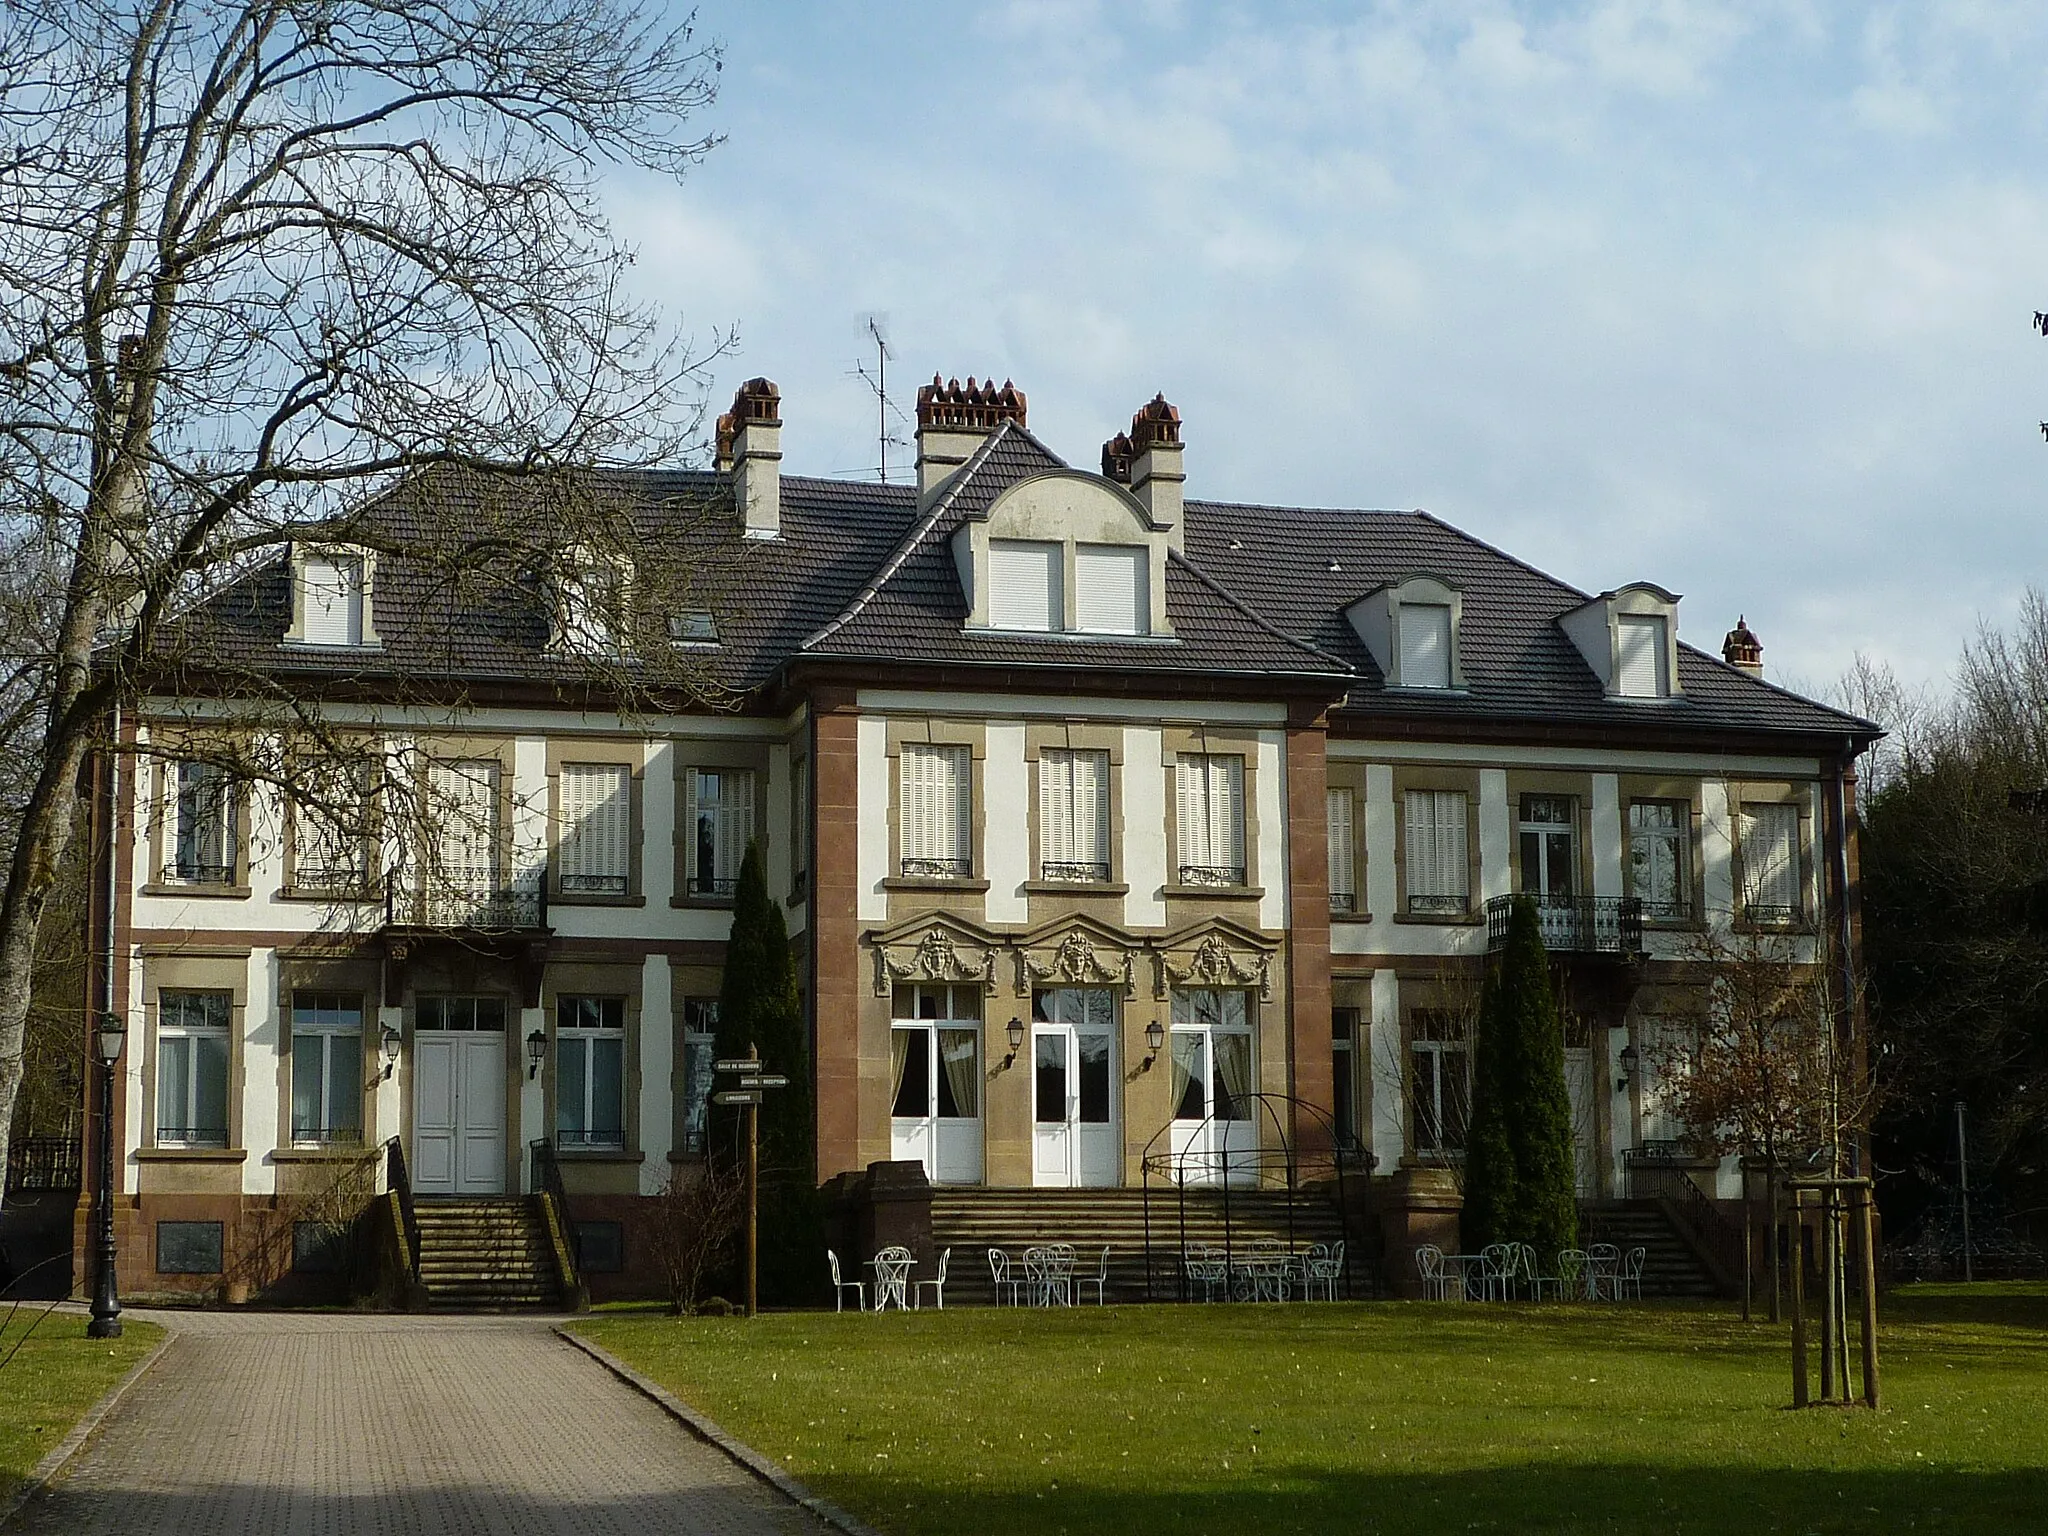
left=0, top=0, right=733, bottom=1183
left=649, top=1159, right=743, bottom=1316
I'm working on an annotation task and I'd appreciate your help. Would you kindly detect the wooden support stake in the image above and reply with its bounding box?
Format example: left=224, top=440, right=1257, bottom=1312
left=1820, top=1185, right=1838, bottom=1401
left=1858, top=1181, right=1882, bottom=1410
left=1789, top=1187, right=1809, bottom=1409
left=746, top=1043, right=760, bottom=1319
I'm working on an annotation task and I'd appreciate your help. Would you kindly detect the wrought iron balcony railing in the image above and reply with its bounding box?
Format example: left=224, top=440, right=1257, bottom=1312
left=685, top=874, right=737, bottom=899
left=1742, top=901, right=1804, bottom=928
left=1177, top=863, right=1247, bottom=888
left=156, top=1126, right=231, bottom=1149
left=385, top=882, right=547, bottom=932
left=1329, top=889, right=1359, bottom=916
left=562, top=872, right=630, bottom=896
left=161, top=861, right=236, bottom=885
left=290, top=1125, right=365, bottom=1147
left=900, top=856, right=972, bottom=879
left=556, top=1128, right=627, bottom=1151
left=1485, top=894, right=1645, bottom=956
left=1041, top=860, right=1111, bottom=884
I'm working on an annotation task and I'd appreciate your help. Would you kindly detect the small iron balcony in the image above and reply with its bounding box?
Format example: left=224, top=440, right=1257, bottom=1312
left=1485, top=895, right=1644, bottom=956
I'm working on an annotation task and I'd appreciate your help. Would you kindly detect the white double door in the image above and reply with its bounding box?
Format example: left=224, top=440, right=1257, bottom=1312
left=414, top=1019, right=507, bottom=1195
left=1032, top=988, right=1119, bottom=1188
left=1168, top=989, right=1258, bottom=1188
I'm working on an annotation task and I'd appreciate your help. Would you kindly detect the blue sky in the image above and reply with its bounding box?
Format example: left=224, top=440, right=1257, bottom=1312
left=611, top=1, right=2048, bottom=693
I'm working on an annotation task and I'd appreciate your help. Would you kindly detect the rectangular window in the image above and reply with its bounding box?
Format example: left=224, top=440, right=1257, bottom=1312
left=560, top=762, right=632, bottom=896
left=1074, top=544, right=1147, bottom=635
left=1409, top=1011, right=1470, bottom=1156
left=156, top=990, right=231, bottom=1147
left=686, top=767, right=753, bottom=897
left=890, top=985, right=981, bottom=1121
left=1039, top=748, right=1110, bottom=881
left=573, top=1220, right=626, bottom=1273
left=156, top=1221, right=224, bottom=1275
left=416, top=995, right=507, bottom=1031
left=1398, top=603, right=1453, bottom=688
left=300, top=554, right=365, bottom=646
left=291, top=762, right=369, bottom=893
left=1327, top=787, right=1357, bottom=914
left=1517, top=793, right=1577, bottom=901
left=1403, top=789, right=1469, bottom=914
left=1616, top=614, right=1669, bottom=697
left=1332, top=1008, right=1360, bottom=1152
left=427, top=759, right=500, bottom=899
left=290, top=991, right=364, bottom=1145
left=1628, top=800, right=1689, bottom=920
left=680, top=1000, right=718, bottom=1155
left=900, top=744, right=972, bottom=878
left=169, top=761, right=236, bottom=884
left=1739, top=802, right=1802, bottom=924
left=1175, top=753, right=1246, bottom=886
left=989, top=539, right=1062, bottom=631
left=557, top=996, right=627, bottom=1149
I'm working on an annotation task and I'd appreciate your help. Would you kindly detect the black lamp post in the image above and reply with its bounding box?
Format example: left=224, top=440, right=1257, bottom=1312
left=525, top=1027, right=547, bottom=1081
left=87, top=1009, right=127, bottom=1339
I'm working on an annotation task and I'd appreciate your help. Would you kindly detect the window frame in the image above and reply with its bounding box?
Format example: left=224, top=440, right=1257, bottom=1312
left=1327, top=786, right=1359, bottom=915
left=1626, top=797, right=1692, bottom=922
left=555, top=994, right=628, bottom=1151
left=558, top=760, right=635, bottom=899
left=1736, top=798, right=1806, bottom=927
left=685, top=766, right=755, bottom=900
left=987, top=538, right=1063, bottom=632
left=1038, top=746, right=1112, bottom=883
left=289, top=990, right=366, bottom=1147
left=898, top=742, right=974, bottom=879
left=166, top=759, right=239, bottom=886
left=155, top=990, right=233, bottom=1148
left=1408, top=1010, right=1471, bottom=1160
left=678, top=999, right=719, bottom=1157
left=1073, top=542, right=1149, bottom=636
left=1402, top=787, right=1471, bottom=917
left=1174, top=752, right=1247, bottom=888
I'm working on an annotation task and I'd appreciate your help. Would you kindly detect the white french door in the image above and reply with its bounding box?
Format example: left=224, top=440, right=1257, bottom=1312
left=1031, top=988, right=1119, bottom=1188
left=412, top=996, right=508, bottom=1195
left=1168, top=989, right=1258, bottom=1187
left=889, top=984, right=983, bottom=1185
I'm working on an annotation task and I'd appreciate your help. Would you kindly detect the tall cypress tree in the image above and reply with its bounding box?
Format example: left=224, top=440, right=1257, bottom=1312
left=714, top=840, right=821, bottom=1305
left=1461, top=896, right=1579, bottom=1258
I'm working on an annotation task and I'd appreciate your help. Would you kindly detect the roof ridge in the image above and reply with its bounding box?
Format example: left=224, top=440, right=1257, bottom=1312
left=799, top=420, right=1022, bottom=652
left=1168, top=551, right=1356, bottom=674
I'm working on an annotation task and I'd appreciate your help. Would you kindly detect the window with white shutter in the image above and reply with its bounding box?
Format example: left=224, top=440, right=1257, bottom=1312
left=1074, top=545, right=1147, bottom=635
left=1615, top=615, right=1669, bottom=697
left=424, top=759, right=502, bottom=925
left=1403, top=789, right=1469, bottom=914
left=1739, top=802, right=1801, bottom=924
left=300, top=555, right=365, bottom=646
left=686, top=768, right=754, bottom=898
left=1327, top=788, right=1357, bottom=914
left=560, top=763, right=632, bottom=896
left=900, top=745, right=972, bottom=877
left=989, top=541, right=1062, bottom=631
left=1175, top=754, right=1246, bottom=886
left=1397, top=603, right=1453, bottom=688
left=1040, top=748, right=1110, bottom=881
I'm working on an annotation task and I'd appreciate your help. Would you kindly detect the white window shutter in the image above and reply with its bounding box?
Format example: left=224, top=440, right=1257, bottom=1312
left=1327, top=788, right=1355, bottom=900
left=432, top=760, right=498, bottom=888
left=722, top=771, right=754, bottom=880
left=1076, top=751, right=1107, bottom=865
left=1218, top=756, right=1245, bottom=872
left=1041, top=751, right=1073, bottom=864
left=1398, top=604, right=1453, bottom=688
left=1075, top=545, right=1146, bottom=634
left=1743, top=804, right=1799, bottom=911
left=988, top=541, right=1062, bottom=631
left=1404, top=791, right=1431, bottom=896
left=948, top=747, right=972, bottom=863
left=301, top=556, right=362, bottom=646
left=1175, top=756, right=1200, bottom=868
left=1616, top=615, right=1667, bottom=697
left=1437, top=792, right=1467, bottom=899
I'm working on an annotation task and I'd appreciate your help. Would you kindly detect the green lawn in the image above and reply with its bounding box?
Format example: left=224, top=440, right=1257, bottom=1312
left=573, top=1284, right=2048, bottom=1536
left=0, top=1310, right=163, bottom=1499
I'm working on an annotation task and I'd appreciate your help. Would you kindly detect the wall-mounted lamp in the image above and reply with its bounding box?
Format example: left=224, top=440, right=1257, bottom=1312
left=1142, top=1018, right=1165, bottom=1072
left=1616, top=1042, right=1640, bottom=1095
left=379, top=1024, right=402, bottom=1081
left=1003, top=1016, right=1026, bottom=1070
left=94, top=1011, right=128, bottom=1069
left=526, top=1027, right=548, bottom=1080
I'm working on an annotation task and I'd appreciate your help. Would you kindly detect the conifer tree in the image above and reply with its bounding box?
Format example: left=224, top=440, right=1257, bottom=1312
left=713, top=840, right=821, bottom=1304
left=1460, top=896, right=1579, bottom=1258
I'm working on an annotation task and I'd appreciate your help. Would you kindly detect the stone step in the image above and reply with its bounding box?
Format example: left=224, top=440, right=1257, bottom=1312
left=410, top=1195, right=562, bottom=1311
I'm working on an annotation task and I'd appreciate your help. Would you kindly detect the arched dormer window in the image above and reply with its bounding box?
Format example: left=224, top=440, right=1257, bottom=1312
left=1345, top=575, right=1465, bottom=690
left=954, top=473, right=1172, bottom=639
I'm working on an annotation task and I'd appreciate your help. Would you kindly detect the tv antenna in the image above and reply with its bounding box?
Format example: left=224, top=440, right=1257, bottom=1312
left=854, top=315, right=909, bottom=483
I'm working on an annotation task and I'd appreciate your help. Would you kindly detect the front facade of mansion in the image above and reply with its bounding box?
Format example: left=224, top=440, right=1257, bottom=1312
left=92, top=374, right=1876, bottom=1298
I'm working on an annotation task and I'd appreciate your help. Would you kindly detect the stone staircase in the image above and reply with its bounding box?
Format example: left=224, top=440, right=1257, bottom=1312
left=929, top=1186, right=1356, bottom=1306
left=413, top=1197, right=564, bottom=1310
left=1580, top=1200, right=1725, bottom=1298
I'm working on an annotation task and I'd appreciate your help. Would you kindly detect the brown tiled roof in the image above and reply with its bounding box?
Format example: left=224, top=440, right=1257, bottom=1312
left=147, top=435, right=1877, bottom=746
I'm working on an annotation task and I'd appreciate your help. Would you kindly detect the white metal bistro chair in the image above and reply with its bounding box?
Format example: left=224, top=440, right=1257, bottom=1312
left=1620, top=1246, right=1646, bottom=1301
left=1585, top=1243, right=1622, bottom=1301
left=1305, top=1240, right=1345, bottom=1301
left=827, top=1249, right=866, bottom=1313
left=1478, top=1243, right=1518, bottom=1302
left=1553, top=1249, right=1589, bottom=1301
left=1184, top=1242, right=1230, bottom=1302
left=1528, top=1245, right=1572, bottom=1301
left=871, top=1245, right=914, bottom=1311
left=987, top=1247, right=1023, bottom=1306
left=1416, top=1243, right=1452, bottom=1301
left=1243, top=1237, right=1291, bottom=1302
left=914, top=1246, right=951, bottom=1310
left=1075, top=1246, right=1111, bottom=1305
left=1022, top=1245, right=1072, bottom=1307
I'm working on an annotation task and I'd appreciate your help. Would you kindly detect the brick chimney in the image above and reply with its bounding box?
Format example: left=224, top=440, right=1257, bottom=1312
left=719, top=378, right=782, bottom=540
left=915, top=376, right=1026, bottom=497
left=1722, top=615, right=1763, bottom=676
left=1127, top=394, right=1184, bottom=550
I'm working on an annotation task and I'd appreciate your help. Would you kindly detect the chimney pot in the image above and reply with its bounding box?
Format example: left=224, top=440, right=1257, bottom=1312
left=915, top=372, right=1027, bottom=496
left=726, top=377, right=782, bottom=539
left=1722, top=615, right=1764, bottom=676
left=1101, top=431, right=1134, bottom=484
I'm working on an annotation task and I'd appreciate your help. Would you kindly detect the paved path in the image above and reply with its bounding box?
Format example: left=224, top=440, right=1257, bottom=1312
left=12, top=1310, right=828, bottom=1535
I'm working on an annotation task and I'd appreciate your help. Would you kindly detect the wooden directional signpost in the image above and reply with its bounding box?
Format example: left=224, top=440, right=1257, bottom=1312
left=712, top=1045, right=790, bottom=1317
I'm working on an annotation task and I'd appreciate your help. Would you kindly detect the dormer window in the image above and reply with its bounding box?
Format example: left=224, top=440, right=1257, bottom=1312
left=1398, top=602, right=1453, bottom=688
left=989, top=540, right=1061, bottom=631
left=1559, top=583, right=1682, bottom=701
left=556, top=549, right=632, bottom=657
left=286, top=544, right=378, bottom=649
left=1347, top=575, right=1464, bottom=689
left=1075, top=544, right=1148, bottom=635
left=1615, top=615, right=1669, bottom=698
